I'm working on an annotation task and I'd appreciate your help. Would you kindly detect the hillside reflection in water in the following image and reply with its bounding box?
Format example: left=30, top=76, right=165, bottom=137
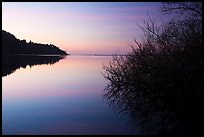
left=2, top=55, right=136, bottom=135
left=2, top=55, right=66, bottom=77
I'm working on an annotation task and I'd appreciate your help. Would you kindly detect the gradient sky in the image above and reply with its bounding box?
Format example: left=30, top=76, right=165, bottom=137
left=2, top=2, right=167, bottom=54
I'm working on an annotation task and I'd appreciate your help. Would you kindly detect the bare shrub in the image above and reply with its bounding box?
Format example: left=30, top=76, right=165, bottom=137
left=103, top=2, right=202, bottom=135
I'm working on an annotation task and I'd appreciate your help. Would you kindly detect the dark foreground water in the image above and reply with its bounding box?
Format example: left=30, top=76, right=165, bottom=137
left=2, top=55, right=137, bottom=135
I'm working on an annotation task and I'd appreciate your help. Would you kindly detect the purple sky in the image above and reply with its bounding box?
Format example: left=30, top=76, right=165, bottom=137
left=2, top=2, right=170, bottom=54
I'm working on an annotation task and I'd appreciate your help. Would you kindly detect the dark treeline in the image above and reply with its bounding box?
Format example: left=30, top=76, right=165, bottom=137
left=103, top=2, right=202, bottom=135
left=2, top=55, right=66, bottom=77
left=2, top=30, right=68, bottom=55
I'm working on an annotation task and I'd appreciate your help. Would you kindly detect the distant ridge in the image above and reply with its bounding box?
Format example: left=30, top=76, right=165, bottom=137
left=72, top=53, right=128, bottom=56
left=2, top=30, right=69, bottom=55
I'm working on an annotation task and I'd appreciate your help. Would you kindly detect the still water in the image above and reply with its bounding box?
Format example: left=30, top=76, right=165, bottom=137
left=2, top=55, right=136, bottom=135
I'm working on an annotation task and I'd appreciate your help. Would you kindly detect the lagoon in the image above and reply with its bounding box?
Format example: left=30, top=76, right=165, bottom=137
left=2, top=55, right=136, bottom=135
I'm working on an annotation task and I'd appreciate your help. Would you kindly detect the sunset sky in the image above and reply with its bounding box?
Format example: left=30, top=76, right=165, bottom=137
left=2, top=2, right=170, bottom=55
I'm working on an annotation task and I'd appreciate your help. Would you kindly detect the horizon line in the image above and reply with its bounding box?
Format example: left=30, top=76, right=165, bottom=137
left=70, top=53, right=128, bottom=56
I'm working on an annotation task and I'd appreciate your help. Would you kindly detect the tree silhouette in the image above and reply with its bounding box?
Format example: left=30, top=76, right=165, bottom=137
left=2, top=30, right=69, bottom=55
left=103, top=2, right=202, bottom=135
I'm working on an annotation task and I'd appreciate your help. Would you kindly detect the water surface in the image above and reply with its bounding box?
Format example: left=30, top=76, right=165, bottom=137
left=2, top=55, right=136, bottom=135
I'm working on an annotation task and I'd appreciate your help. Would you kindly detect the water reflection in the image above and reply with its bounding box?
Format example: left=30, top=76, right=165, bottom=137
left=2, top=56, right=135, bottom=135
left=2, top=55, right=66, bottom=77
